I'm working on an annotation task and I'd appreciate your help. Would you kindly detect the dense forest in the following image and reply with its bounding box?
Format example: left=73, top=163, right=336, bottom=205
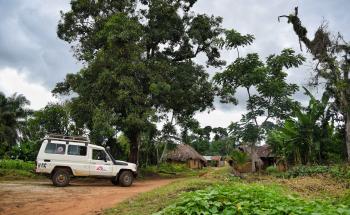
left=0, top=1, right=349, bottom=169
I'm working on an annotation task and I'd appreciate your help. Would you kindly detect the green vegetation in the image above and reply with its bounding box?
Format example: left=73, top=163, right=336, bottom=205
left=282, top=165, right=350, bottom=180
left=0, top=159, right=39, bottom=180
left=230, top=150, right=249, bottom=165
left=0, top=1, right=349, bottom=172
left=156, top=183, right=350, bottom=215
left=215, top=48, right=304, bottom=172
left=0, top=159, right=35, bottom=171
left=104, top=166, right=350, bottom=215
left=266, top=165, right=279, bottom=174
left=280, top=7, right=350, bottom=162
left=0, top=10, right=349, bottom=215
left=0, top=92, right=30, bottom=158
left=267, top=87, right=345, bottom=165
left=104, top=178, right=216, bottom=215
left=139, top=163, right=203, bottom=178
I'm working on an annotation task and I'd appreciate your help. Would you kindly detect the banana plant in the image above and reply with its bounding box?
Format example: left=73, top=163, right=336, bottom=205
left=267, top=87, right=330, bottom=164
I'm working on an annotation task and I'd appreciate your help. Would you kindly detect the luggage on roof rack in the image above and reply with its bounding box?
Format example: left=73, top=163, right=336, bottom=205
left=45, top=133, right=89, bottom=143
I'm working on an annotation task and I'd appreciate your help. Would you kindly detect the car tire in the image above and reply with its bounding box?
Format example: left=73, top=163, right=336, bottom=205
left=111, top=177, right=118, bottom=185
left=52, top=169, right=70, bottom=187
left=119, top=171, right=133, bottom=187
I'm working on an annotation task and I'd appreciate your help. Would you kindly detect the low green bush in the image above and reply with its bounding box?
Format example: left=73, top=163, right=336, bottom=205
left=139, top=163, right=193, bottom=178
left=158, top=163, right=189, bottom=173
left=266, top=165, right=279, bottom=174
left=283, top=165, right=350, bottom=180
left=0, top=159, right=35, bottom=171
left=155, top=183, right=350, bottom=215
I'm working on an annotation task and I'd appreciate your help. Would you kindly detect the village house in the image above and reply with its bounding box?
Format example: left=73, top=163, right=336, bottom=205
left=165, top=144, right=207, bottom=169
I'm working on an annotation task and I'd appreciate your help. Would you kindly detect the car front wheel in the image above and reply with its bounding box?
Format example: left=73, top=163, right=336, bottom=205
left=118, top=171, right=133, bottom=187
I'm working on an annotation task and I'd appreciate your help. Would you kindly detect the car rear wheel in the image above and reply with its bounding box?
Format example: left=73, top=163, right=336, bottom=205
left=52, top=169, right=70, bottom=187
left=119, top=171, right=133, bottom=187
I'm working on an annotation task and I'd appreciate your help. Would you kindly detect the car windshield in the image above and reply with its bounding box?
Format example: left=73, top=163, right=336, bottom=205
left=105, top=149, right=117, bottom=164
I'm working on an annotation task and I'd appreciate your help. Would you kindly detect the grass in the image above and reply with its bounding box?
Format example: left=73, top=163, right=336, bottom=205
left=0, top=169, right=38, bottom=180
left=104, top=167, right=241, bottom=215
left=0, top=159, right=35, bottom=171
left=104, top=178, right=217, bottom=215
left=138, top=163, right=208, bottom=179
left=155, top=183, right=350, bottom=215
left=0, top=159, right=42, bottom=180
left=104, top=166, right=350, bottom=215
left=282, top=165, right=350, bottom=181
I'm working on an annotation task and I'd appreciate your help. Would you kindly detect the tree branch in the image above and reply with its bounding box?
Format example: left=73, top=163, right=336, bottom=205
left=246, top=87, right=259, bottom=126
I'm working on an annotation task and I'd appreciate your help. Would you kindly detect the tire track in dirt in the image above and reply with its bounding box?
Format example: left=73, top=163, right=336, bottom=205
left=0, top=178, right=176, bottom=215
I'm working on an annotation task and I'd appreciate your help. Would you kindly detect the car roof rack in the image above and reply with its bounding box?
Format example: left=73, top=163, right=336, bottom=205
left=45, top=133, right=89, bottom=143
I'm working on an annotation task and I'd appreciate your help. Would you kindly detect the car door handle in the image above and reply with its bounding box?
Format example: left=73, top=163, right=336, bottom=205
left=44, top=159, right=51, bottom=162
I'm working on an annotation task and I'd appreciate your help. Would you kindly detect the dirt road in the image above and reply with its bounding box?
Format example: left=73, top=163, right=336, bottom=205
left=0, top=178, right=175, bottom=215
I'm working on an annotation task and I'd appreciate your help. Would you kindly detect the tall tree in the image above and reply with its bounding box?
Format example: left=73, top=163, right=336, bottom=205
left=214, top=49, right=304, bottom=171
left=53, top=0, right=245, bottom=164
left=0, top=92, right=30, bottom=157
left=279, top=7, right=350, bottom=161
left=12, top=103, right=82, bottom=160
left=25, top=103, right=81, bottom=141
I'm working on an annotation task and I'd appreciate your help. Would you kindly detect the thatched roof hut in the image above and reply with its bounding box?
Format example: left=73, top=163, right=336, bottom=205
left=237, top=145, right=284, bottom=171
left=165, top=144, right=206, bottom=169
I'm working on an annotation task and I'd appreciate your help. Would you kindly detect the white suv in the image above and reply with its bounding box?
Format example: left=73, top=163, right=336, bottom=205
left=36, top=134, right=137, bottom=187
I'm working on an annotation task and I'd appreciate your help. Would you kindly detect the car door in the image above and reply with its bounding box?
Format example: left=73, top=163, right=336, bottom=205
left=89, top=148, right=114, bottom=176
left=66, top=144, right=90, bottom=176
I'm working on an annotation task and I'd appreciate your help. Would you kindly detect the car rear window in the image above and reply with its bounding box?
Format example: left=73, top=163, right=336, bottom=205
left=68, top=145, right=87, bottom=156
left=45, top=142, right=66, bottom=154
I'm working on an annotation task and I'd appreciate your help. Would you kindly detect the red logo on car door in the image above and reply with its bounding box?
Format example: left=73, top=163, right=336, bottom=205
left=96, top=166, right=104, bottom=171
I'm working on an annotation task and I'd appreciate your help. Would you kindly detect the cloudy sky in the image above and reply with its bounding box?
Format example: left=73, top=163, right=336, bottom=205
left=0, top=0, right=349, bottom=127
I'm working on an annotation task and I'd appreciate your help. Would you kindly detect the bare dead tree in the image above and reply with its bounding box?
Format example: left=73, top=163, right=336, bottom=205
left=279, top=7, right=350, bottom=162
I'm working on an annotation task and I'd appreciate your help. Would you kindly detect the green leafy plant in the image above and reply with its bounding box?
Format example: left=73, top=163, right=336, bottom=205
left=230, top=150, right=249, bottom=165
left=266, top=165, right=279, bottom=174
left=155, top=183, right=350, bottom=215
left=0, top=159, right=38, bottom=179
left=282, top=165, right=350, bottom=181
left=139, top=163, right=193, bottom=178
left=0, top=159, right=35, bottom=171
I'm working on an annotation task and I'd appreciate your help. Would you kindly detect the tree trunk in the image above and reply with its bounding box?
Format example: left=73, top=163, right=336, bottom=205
left=159, top=141, right=168, bottom=163
left=346, top=113, right=350, bottom=162
left=251, top=145, right=256, bottom=172
left=128, top=131, right=140, bottom=165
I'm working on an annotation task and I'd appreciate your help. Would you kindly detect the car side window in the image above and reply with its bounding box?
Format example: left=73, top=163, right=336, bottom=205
left=45, top=143, right=66, bottom=154
left=68, top=145, right=87, bottom=156
left=92, top=149, right=109, bottom=161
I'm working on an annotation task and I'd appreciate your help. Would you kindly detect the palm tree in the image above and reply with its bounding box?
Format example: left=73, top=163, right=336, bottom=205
left=0, top=92, right=30, bottom=157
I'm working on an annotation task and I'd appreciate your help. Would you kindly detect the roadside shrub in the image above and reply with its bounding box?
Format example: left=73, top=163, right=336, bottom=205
left=266, top=165, right=279, bottom=174
left=283, top=165, right=350, bottom=180
left=0, top=159, right=35, bottom=171
left=155, top=184, right=350, bottom=215
left=158, top=163, right=189, bottom=173
left=139, top=163, right=192, bottom=178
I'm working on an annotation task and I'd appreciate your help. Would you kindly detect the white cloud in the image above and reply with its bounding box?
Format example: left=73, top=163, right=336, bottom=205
left=195, top=109, right=245, bottom=128
left=0, top=67, right=57, bottom=110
